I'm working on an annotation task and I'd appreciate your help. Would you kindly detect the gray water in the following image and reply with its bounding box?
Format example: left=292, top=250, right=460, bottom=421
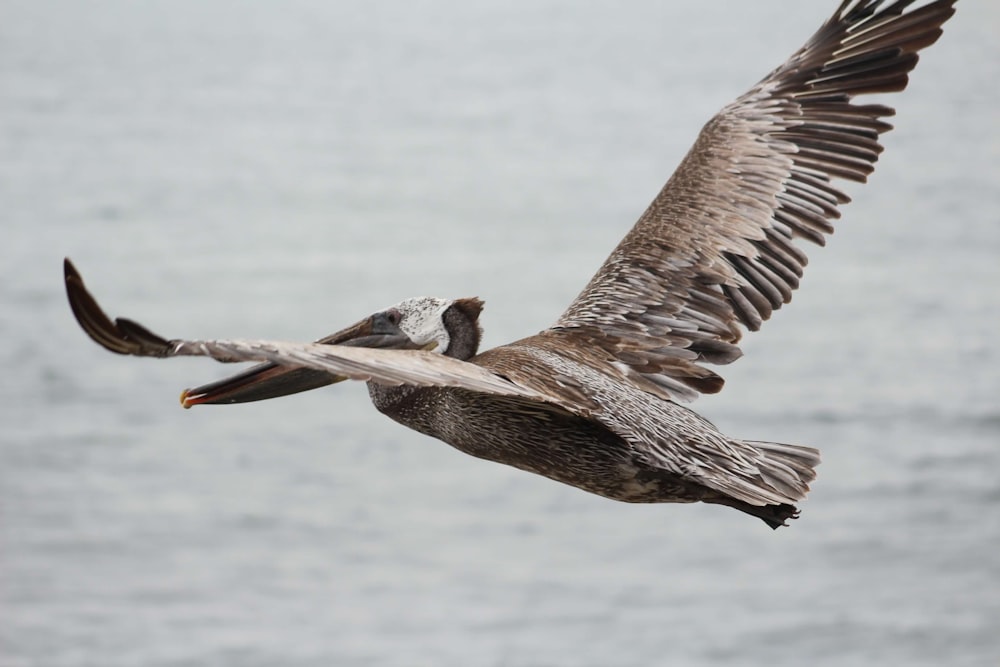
left=2, top=1, right=998, bottom=665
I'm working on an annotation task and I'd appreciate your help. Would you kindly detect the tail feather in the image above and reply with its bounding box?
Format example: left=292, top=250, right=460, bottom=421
left=749, top=440, right=820, bottom=501
left=702, top=440, right=820, bottom=529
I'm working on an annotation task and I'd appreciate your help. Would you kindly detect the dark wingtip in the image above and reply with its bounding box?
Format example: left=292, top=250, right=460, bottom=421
left=63, top=257, right=80, bottom=282
left=64, top=258, right=174, bottom=357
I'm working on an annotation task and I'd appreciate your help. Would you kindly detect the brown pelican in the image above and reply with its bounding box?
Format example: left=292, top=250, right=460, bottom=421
left=64, top=0, right=956, bottom=528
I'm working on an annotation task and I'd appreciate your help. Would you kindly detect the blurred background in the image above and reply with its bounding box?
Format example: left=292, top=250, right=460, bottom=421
left=2, top=1, right=997, bottom=665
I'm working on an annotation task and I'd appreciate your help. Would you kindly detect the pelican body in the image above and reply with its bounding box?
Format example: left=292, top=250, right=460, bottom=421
left=64, top=0, right=956, bottom=528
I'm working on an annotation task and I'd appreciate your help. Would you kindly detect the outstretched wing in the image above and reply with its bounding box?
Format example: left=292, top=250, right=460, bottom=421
left=64, top=259, right=544, bottom=402
left=554, top=0, right=956, bottom=402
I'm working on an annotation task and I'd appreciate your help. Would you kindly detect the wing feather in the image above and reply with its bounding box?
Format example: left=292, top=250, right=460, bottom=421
left=63, top=259, right=543, bottom=402
left=173, top=339, right=543, bottom=399
left=554, top=0, right=955, bottom=402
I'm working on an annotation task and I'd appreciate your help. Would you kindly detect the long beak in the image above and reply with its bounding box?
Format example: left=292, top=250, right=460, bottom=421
left=180, top=317, right=412, bottom=408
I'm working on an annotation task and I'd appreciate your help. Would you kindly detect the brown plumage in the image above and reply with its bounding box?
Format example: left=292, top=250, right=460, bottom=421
left=64, top=0, right=956, bottom=528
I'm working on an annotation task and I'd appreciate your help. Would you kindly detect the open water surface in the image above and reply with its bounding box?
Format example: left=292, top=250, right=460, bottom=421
left=2, top=1, right=998, bottom=665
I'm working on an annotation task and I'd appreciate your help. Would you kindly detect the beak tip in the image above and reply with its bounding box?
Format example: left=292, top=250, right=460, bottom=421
left=180, top=389, right=196, bottom=409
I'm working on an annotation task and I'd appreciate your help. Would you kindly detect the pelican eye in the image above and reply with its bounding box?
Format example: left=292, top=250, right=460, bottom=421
left=370, top=309, right=402, bottom=334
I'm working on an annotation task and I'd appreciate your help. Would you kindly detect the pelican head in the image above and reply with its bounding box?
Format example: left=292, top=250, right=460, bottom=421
left=180, top=296, right=484, bottom=407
